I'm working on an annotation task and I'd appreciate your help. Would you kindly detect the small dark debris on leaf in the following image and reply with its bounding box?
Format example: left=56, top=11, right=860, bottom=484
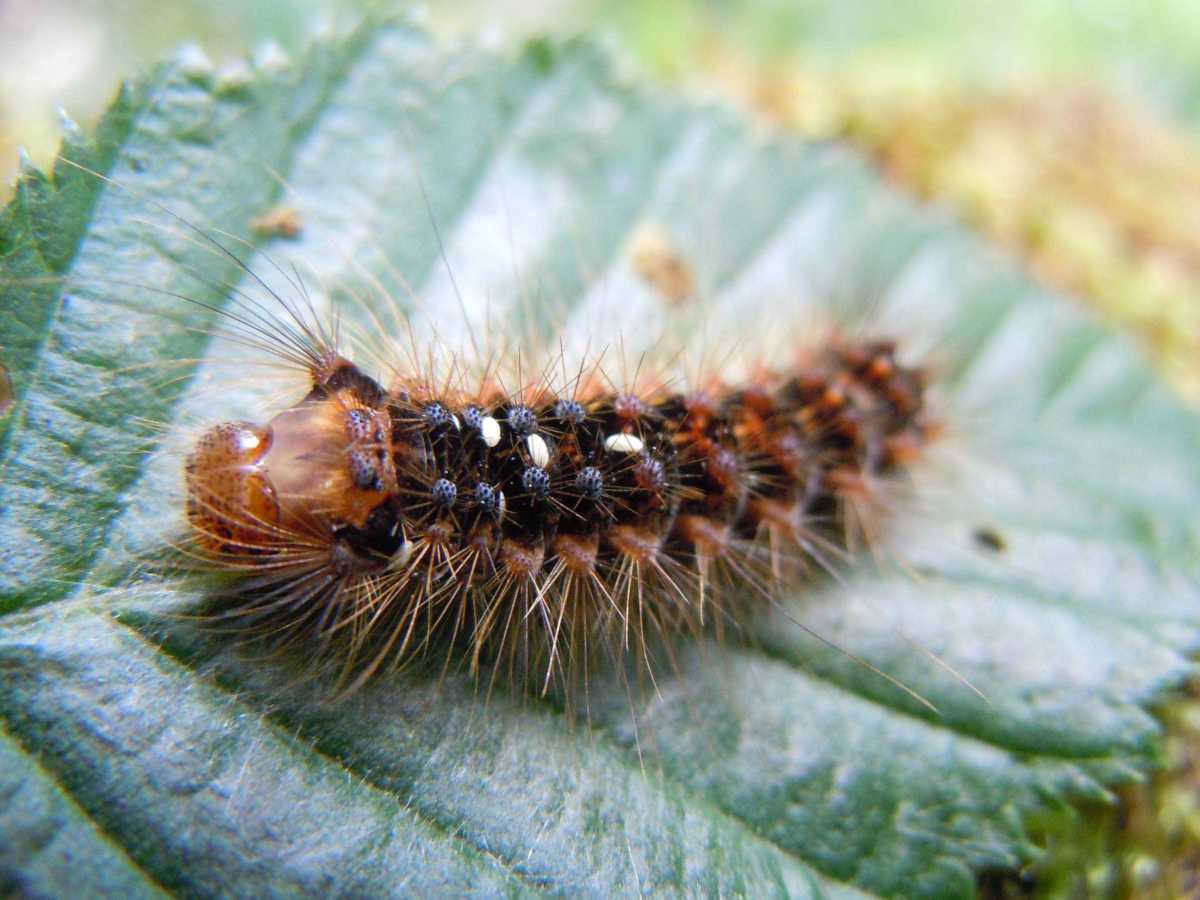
left=252, top=204, right=304, bottom=239
left=973, top=526, right=1007, bottom=553
left=629, top=221, right=695, bottom=305
left=0, top=362, right=12, bottom=416
left=976, top=864, right=1037, bottom=899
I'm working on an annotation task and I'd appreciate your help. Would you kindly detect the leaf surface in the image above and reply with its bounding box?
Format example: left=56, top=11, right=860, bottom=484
left=1, top=20, right=1197, bottom=899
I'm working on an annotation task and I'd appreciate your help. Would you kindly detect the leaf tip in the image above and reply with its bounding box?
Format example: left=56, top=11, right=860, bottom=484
left=55, top=108, right=83, bottom=143
left=251, top=39, right=291, bottom=74
left=169, top=42, right=216, bottom=86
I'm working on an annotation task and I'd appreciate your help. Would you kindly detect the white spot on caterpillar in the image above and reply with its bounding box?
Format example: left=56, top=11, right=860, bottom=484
left=604, top=433, right=645, bottom=455
left=236, top=432, right=261, bottom=452
left=527, top=433, right=550, bottom=467
left=480, top=415, right=501, bottom=447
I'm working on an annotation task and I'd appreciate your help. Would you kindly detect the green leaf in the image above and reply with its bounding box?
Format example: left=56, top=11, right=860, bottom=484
left=1, top=19, right=1197, bottom=898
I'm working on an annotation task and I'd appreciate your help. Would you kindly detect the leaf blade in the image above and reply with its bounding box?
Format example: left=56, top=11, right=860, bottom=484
left=1, top=20, right=1198, bottom=899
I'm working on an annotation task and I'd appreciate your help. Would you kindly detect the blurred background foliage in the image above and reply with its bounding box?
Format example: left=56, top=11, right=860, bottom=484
left=3, top=1, right=1200, bottom=896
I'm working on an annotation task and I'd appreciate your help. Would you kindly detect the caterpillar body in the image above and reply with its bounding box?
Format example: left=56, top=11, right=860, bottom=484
left=183, top=292, right=934, bottom=693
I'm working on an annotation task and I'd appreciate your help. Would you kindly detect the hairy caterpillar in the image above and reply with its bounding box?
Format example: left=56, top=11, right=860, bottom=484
left=181, top=283, right=934, bottom=695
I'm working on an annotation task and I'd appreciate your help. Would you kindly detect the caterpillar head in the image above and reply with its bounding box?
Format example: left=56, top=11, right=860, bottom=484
left=185, top=391, right=396, bottom=560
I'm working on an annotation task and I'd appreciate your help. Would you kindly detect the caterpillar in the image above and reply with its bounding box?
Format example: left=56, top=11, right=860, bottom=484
left=179, top=250, right=935, bottom=695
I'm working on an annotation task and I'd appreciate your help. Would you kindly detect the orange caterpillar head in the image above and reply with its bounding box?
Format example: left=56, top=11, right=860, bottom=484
left=185, top=385, right=395, bottom=561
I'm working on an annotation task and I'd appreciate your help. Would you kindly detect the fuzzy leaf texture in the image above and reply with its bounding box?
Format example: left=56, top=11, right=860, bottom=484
left=1, top=20, right=1198, bottom=900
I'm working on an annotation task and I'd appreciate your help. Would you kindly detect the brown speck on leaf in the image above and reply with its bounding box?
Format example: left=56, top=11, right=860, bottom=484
left=0, top=362, right=12, bottom=417
left=629, top=222, right=695, bottom=305
left=972, top=526, right=1007, bottom=553
left=252, top=204, right=304, bottom=239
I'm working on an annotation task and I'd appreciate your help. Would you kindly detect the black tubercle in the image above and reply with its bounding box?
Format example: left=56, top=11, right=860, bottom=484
left=506, top=405, right=538, bottom=436
left=462, top=405, right=483, bottom=430
left=349, top=450, right=384, bottom=491
left=575, top=466, right=604, bottom=500
left=554, top=399, right=586, bottom=425
left=432, top=478, right=458, bottom=508
left=474, top=482, right=504, bottom=520
left=424, top=402, right=455, bottom=429
left=522, top=466, right=551, bottom=498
